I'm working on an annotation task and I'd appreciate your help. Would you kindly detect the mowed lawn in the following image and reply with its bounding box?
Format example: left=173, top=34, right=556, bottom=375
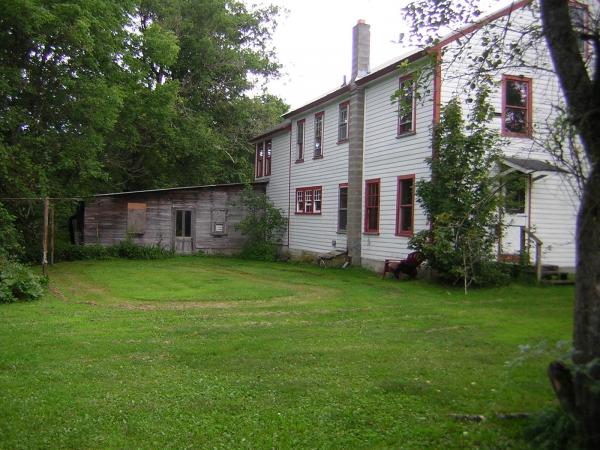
left=0, top=257, right=572, bottom=449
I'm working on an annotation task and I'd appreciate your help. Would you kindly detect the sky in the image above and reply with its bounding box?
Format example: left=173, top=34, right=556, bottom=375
left=247, top=0, right=511, bottom=111
left=249, top=0, right=413, bottom=110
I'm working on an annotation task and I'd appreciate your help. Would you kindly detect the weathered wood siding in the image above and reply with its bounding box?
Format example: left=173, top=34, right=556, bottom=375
left=83, top=185, right=265, bottom=254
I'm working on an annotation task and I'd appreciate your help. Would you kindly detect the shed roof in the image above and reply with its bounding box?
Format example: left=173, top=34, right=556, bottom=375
left=503, top=157, right=566, bottom=174
left=93, top=181, right=267, bottom=198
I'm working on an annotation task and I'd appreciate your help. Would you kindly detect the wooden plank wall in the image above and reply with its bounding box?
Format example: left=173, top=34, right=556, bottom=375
left=83, top=185, right=265, bottom=254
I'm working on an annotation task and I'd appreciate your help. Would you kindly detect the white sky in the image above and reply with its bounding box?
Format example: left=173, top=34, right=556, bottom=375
left=248, top=0, right=510, bottom=111
left=250, top=0, right=413, bottom=110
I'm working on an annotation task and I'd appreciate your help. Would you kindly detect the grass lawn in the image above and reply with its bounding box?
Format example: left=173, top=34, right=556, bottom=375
left=0, top=257, right=572, bottom=449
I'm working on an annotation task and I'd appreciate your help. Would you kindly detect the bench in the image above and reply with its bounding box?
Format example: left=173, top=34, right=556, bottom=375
left=382, top=252, right=425, bottom=280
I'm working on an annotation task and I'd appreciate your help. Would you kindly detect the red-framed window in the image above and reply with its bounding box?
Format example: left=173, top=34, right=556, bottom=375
left=570, top=1, right=590, bottom=56
left=255, top=142, right=264, bottom=178
left=265, top=139, right=272, bottom=176
left=296, top=119, right=305, bottom=162
left=338, top=183, right=348, bottom=232
left=398, top=75, right=416, bottom=135
left=338, top=102, right=349, bottom=143
left=502, top=75, right=532, bottom=137
left=364, top=179, right=380, bottom=233
left=295, top=186, right=322, bottom=215
left=396, top=175, right=415, bottom=236
left=314, top=112, right=324, bottom=158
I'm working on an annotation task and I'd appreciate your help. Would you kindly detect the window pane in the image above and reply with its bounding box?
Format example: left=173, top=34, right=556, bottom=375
left=184, top=210, right=192, bottom=237
left=506, top=80, right=528, bottom=107
left=401, top=207, right=412, bottom=231
left=505, top=107, right=527, bottom=133
left=339, top=210, right=347, bottom=231
left=401, top=179, right=413, bottom=204
left=368, top=208, right=378, bottom=231
left=340, top=187, right=348, bottom=209
left=176, top=210, right=183, bottom=237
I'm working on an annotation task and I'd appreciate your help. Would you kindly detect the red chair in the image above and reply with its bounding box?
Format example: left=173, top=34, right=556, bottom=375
left=382, top=252, right=425, bottom=280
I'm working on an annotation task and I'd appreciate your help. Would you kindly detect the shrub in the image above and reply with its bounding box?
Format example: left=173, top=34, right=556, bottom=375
left=526, top=407, right=577, bottom=450
left=235, top=186, right=287, bottom=261
left=55, top=241, right=173, bottom=261
left=0, top=258, right=47, bottom=303
left=115, top=239, right=174, bottom=259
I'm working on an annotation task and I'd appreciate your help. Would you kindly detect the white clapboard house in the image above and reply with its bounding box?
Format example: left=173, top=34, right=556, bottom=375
left=252, top=0, right=584, bottom=273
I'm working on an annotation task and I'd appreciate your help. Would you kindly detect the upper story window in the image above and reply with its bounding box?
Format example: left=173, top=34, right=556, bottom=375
left=255, top=139, right=272, bottom=178
left=338, top=102, right=349, bottom=143
left=255, top=142, right=264, bottom=178
left=265, top=140, right=272, bottom=176
left=296, top=186, right=322, bottom=215
left=570, top=1, right=589, bottom=55
left=364, top=179, right=380, bottom=233
left=398, top=75, right=416, bottom=136
left=314, top=112, right=324, bottom=158
left=396, top=175, right=415, bottom=236
left=502, top=75, right=532, bottom=137
left=338, top=183, right=348, bottom=233
left=296, top=120, right=305, bottom=162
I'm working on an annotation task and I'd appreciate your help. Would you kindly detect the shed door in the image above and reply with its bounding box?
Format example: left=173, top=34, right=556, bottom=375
left=172, top=209, right=194, bottom=254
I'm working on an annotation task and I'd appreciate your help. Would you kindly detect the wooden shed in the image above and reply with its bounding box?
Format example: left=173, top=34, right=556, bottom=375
left=83, top=182, right=266, bottom=254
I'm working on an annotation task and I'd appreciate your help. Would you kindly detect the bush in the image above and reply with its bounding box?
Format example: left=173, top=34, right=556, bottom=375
left=0, top=258, right=47, bottom=303
left=55, top=241, right=174, bottom=261
left=235, top=187, right=287, bottom=261
left=526, top=407, right=577, bottom=450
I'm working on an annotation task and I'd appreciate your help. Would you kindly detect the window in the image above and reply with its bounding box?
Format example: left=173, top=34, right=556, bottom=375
left=338, top=102, right=349, bottom=142
left=255, top=142, right=264, bottom=177
left=502, top=75, right=532, bottom=137
left=570, top=1, right=589, bottom=55
left=295, top=186, right=322, bottom=215
left=175, top=210, right=192, bottom=237
left=296, top=120, right=305, bottom=161
left=265, top=140, right=272, bottom=176
left=398, top=75, right=416, bottom=135
left=338, top=184, right=348, bottom=232
left=127, top=202, right=146, bottom=235
left=504, top=171, right=527, bottom=214
left=364, top=179, right=380, bottom=233
left=314, top=112, right=324, bottom=158
left=396, top=175, right=415, bottom=236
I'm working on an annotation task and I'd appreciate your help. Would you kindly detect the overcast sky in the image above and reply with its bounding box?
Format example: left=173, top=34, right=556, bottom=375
left=247, top=0, right=511, bottom=110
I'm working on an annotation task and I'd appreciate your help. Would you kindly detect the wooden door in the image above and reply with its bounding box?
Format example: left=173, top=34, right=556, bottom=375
left=172, top=209, right=194, bottom=254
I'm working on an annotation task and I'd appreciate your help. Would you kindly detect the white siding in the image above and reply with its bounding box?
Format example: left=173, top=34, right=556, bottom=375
left=287, top=98, right=350, bottom=253
left=361, top=71, right=434, bottom=264
left=438, top=3, right=579, bottom=268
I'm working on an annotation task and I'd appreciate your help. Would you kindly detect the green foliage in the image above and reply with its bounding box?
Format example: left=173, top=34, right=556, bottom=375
left=0, top=203, right=23, bottom=259
left=0, top=258, right=46, bottom=303
left=0, top=0, right=287, bottom=257
left=409, top=89, right=507, bottom=289
left=114, top=239, right=175, bottom=260
left=235, top=187, right=287, bottom=261
left=526, top=407, right=577, bottom=450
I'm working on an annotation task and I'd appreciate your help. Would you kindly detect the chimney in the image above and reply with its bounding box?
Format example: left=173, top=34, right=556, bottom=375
left=351, top=19, right=370, bottom=81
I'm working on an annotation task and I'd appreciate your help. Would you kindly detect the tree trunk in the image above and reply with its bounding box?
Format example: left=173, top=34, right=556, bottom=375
left=540, top=1, right=600, bottom=447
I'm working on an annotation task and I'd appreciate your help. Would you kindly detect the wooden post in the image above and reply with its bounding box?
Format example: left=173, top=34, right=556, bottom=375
left=42, top=197, right=49, bottom=275
left=536, top=241, right=542, bottom=282
left=50, top=204, right=55, bottom=265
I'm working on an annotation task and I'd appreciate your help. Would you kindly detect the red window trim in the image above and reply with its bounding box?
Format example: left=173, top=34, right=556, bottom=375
left=337, top=101, right=350, bottom=144
left=396, top=174, right=416, bottom=237
left=295, top=186, right=323, bottom=215
left=296, top=119, right=305, bottom=162
left=397, top=75, right=416, bottom=136
left=364, top=178, right=380, bottom=234
left=314, top=111, right=324, bottom=159
left=255, top=142, right=264, bottom=178
left=569, top=0, right=591, bottom=58
left=501, top=74, right=533, bottom=138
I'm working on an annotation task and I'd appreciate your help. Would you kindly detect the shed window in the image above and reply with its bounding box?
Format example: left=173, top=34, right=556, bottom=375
left=127, top=202, right=146, bottom=235
left=176, top=210, right=192, bottom=237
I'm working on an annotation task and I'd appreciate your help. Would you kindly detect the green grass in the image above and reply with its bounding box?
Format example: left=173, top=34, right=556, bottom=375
left=0, top=257, right=573, bottom=449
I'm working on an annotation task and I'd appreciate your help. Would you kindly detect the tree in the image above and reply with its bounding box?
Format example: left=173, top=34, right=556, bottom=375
left=402, top=0, right=599, bottom=446
left=0, top=0, right=286, bottom=258
left=409, top=90, right=505, bottom=292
